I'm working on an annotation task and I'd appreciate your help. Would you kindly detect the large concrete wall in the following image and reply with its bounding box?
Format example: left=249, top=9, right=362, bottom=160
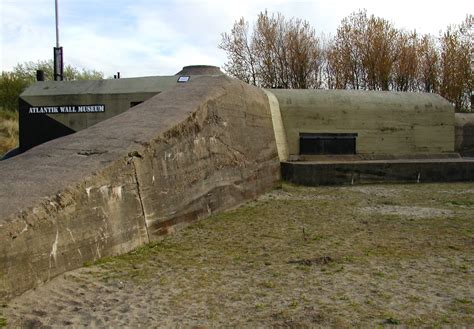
left=269, top=89, right=455, bottom=157
left=455, top=113, right=474, bottom=156
left=0, top=76, right=280, bottom=302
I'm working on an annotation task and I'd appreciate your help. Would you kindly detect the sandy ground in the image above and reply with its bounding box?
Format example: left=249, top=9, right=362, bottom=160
left=2, top=182, right=473, bottom=327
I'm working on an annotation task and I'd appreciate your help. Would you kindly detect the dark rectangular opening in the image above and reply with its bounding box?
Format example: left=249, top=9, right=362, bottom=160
left=299, top=133, right=357, bottom=155
left=130, top=101, right=143, bottom=108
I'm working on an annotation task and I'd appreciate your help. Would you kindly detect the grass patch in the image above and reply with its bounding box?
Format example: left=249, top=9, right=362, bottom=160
left=0, top=109, right=18, bottom=121
left=5, top=182, right=474, bottom=327
left=0, top=109, right=18, bottom=155
left=447, top=200, right=474, bottom=207
left=383, top=316, right=401, bottom=325
left=450, top=298, right=474, bottom=313
left=75, top=183, right=473, bottom=325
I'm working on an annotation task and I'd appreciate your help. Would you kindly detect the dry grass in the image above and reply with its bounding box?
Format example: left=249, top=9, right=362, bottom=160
left=4, top=182, right=474, bottom=327
left=0, top=110, right=19, bottom=155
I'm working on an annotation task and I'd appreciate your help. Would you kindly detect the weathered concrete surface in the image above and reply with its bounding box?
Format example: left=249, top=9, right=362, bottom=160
left=0, top=76, right=280, bottom=301
left=175, top=65, right=224, bottom=76
left=270, top=89, right=455, bottom=157
left=455, top=113, right=474, bottom=156
left=281, top=158, right=474, bottom=186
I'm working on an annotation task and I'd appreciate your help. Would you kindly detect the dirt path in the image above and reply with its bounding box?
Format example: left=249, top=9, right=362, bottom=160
left=2, top=183, right=473, bottom=327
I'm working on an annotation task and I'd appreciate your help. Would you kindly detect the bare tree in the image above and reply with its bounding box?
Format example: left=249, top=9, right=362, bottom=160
left=360, top=15, right=397, bottom=90
left=440, top=15, right=472, bottom=111
left=285, top=17, right=323, bottom=88
left=252, top=11, right=283, bottom=88
left=417, top=34, right=440, bottom=93
left=392, top=31, right=419, bottom=92
left=219, top=18, right=257, bottom=85
left=329, top=10, right=368, bottom=90
left=220, top=10, right=472, bottom=110
left=220, top=11, right=323, bottom=89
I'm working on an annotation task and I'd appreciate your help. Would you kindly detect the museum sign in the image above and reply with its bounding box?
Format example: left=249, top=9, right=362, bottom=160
left=28, top=104, right=105, bottom=114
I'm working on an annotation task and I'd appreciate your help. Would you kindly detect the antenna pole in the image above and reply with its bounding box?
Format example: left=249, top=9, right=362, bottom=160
left=55, top=0, right=59, bottom=47
left=53, top=0, right=63, bottom=81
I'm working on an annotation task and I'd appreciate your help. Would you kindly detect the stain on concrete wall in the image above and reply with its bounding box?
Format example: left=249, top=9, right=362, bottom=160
left=0, top=76, right=280, bottom=301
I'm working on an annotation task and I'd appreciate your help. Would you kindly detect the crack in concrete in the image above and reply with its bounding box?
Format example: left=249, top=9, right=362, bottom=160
left=214, top=136, right=248, bottom=167
left=214, top=136, right=245, bottom=156
left=76, top=149, right=108, bottom=156
left=130, top=159, right=151, bottom=243
left=48, top=229, right=59, bottom=280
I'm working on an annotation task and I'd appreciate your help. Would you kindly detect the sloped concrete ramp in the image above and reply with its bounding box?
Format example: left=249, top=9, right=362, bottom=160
left=0, top=76, right=280, bottom=301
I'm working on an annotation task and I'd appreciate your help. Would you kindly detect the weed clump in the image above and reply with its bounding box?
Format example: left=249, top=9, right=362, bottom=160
left=0, top=109, right=18, bottom=155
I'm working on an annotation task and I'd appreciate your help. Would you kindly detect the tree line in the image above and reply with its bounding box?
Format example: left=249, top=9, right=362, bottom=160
left=0, top=60, right=103, bottom=112
left=219, top=10, right=473, bottom=111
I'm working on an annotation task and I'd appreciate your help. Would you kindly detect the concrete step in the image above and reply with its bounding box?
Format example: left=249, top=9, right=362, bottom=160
left=281, top=157, right=474, bottom=185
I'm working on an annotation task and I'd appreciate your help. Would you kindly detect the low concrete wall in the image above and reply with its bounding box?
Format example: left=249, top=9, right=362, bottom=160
left=0, top=76, right=280, bottom=301
left=455, top=113, right=474, bottom=156
left=282, top=159, right=474, bottom=186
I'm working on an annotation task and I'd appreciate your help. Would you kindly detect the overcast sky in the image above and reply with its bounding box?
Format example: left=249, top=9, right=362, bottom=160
left=1, top=0, right=472, bottom=78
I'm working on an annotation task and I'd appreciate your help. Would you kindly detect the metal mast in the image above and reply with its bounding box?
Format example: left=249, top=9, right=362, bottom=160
left=55, top=0, right=59, bottom=48
left=53, top=0, right=63, bottom=81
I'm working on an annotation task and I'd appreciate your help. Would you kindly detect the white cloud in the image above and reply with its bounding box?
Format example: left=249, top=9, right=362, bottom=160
left=1, top=0, right=472, bottom=77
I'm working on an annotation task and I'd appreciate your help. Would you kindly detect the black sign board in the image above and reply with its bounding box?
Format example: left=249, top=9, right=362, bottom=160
left=54, top=47, right=64, bottom=81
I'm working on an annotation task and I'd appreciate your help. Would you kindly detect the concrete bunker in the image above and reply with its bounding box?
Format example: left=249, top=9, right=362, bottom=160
left=267, top=89, right=455, bottom=160
left=2, top=66, right=474, bottom=302
left=17, top=66, right=223, bottom=153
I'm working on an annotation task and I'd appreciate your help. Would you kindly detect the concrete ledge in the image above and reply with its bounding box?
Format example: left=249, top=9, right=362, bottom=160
left=293, top=153, right=461, bottom=162
left=0, top=76, right=280, bottom=301
left=281, top=158, right=474, bottom=186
